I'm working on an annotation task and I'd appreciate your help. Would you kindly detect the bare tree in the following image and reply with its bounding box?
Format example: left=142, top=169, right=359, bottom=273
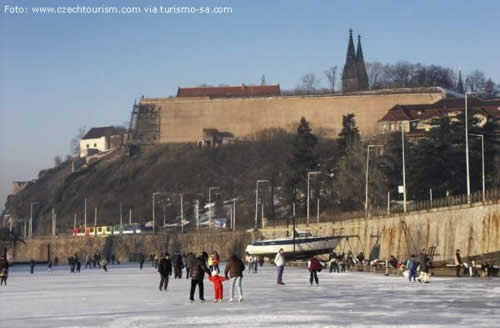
left=365, top=62, right=386, bottom=89
left=419, top=65, right=456, bottom=89
left=70, top=126, right=87, bottom=156
left=466, top=70, right=487, bottom=93
left=261, top=74, right=267, bottom=86
left=324, top=66, right=337, bottom=92
left=54, top=155, right=62, bottom=167
left=484, top=79, right=498, bottom=98
left=298, top=73, right=321, bottom=93
left=388, top=61, right=415, bottom=87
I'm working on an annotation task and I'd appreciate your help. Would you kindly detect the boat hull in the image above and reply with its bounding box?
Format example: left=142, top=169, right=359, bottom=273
left=246, top=236, right=339, bottom=260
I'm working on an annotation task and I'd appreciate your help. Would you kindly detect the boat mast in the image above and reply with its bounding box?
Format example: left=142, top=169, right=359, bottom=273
left=292, top=211, right=296, bottom=258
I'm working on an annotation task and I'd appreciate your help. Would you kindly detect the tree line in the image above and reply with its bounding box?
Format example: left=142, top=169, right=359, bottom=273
left=280, top=114, right=499, bottom=216
left=279, top=62, right=498, bottom=98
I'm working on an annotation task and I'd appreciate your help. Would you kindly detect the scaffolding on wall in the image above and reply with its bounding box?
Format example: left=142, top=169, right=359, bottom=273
left=127, top=100, right=161, bottom=146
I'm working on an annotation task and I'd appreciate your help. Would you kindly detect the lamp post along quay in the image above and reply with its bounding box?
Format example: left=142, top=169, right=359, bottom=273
left=228, top=198, right=237, bottom=232
left=401, top=119, right=419, bottom=213
left=208, top=186, right=219, bottom=232
left=365, top=145, right=383, bottom=217
left=30, top=201, right=39, bottom=239
left=465, top=92, right=471, bottom=204
left=470, top=133, right=486, bottom=202
left=464, top=91, right=480, bottom=204
left=152, top=192, right=166, bottom=234
left=180, top=193, right=184, bottom=233
left=307, top=171, right=320, bottom=225
left=84, top=198, right=87, bottom=232
left=255, top=179, right=269, bottom=229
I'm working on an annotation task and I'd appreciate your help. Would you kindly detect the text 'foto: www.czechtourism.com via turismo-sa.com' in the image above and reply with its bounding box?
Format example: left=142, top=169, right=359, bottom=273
left=3, top=3, right=233, bottom=16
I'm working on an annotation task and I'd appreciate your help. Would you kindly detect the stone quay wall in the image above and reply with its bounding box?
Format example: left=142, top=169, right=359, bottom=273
left=8, top=202, right=499, bottom=265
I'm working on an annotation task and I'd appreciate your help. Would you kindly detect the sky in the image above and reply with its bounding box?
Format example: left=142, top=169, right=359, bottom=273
left=1, top=0, right=499, bottom=211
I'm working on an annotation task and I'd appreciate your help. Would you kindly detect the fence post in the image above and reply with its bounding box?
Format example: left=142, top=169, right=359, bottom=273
left=387, top=192, right=390, bottom=216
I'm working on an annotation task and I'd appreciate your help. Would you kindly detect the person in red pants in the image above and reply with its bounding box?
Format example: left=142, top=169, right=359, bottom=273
left=208, top=270, right=227, bottom=303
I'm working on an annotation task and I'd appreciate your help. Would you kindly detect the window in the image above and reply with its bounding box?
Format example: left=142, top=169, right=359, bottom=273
left=94, top=143, right=97, bottom=147
left=86, top=144, right=89, bottom=148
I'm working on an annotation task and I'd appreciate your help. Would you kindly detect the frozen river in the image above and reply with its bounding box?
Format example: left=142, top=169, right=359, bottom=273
left=1, top=263, right=499, bottom=327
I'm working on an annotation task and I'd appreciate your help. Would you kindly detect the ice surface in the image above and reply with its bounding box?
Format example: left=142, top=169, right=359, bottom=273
left=1, top=263, right=499, bottom=327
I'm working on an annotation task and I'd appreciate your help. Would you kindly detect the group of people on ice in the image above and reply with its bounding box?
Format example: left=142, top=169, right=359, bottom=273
left=402, top=251, right=432, bottom=283
left=327, top=250, right=364, bottom=273
left=245, top=252, right=264, bottom=273
left=154, top=250, right=245, bottom=303
left=273, top=248, right=323, bottom=286
left=68, top=253, right=109, bottom=272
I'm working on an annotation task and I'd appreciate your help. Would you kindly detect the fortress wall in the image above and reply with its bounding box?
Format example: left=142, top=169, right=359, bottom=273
left=140, top=92, right=445, bottom=143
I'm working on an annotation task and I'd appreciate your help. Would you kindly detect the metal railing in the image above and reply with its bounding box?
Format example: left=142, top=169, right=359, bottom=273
left=265, top=188, right=500, bottom=228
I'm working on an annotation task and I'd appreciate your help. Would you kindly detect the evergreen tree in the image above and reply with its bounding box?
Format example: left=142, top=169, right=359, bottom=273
left=333, top=142, right=366, bottom=210
left=285, top=117, right=318, bottom=208
left=333, top=113, right=371, bottom=211
left=337, top=113, right=361, bottom=156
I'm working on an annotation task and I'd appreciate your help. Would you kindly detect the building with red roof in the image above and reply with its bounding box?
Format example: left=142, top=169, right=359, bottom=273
left=176, top=84, right=280, bottom=98
left=378, top=98, right=500, bottom=136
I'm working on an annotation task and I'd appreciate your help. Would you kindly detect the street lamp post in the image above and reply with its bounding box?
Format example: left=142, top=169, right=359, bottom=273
left=470, top=133, right=485, bottom=202
left=51, top=208, right=56, bottom=237
left=231, top=198, right=237, bottom=232
left=152, top=192, right=166, bottom=234
left=465, top=92, right=471, bottom=203
left=119, top=202, right=123, bottom=234
left=84, top=198, right=87, bottom=232
left=464, top=92, right=480, bottom=203
left=307, top=171, right=320, bottom=224
left=180, top=193, right=184, bottom=233
left=94, top=208, right=97, bottom=236
left=30, top=201, right=39, bottom=239
left=208, top=187, right=219, bottom=232
left=195, top=200, right=200, bottom=232
left=255, top=180, right=269, bottom=229
left=401, top=119, right=419, bottom=213
left=365, top=145, right=384, bottom=217
left=163, top=206, right=166, bottom=233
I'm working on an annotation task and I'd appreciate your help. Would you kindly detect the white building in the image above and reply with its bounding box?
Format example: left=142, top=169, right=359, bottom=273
left=79, top=126, right=124, bottom=157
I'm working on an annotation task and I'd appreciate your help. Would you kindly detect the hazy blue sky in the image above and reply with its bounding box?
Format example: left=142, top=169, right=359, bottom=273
left=1, top=0, right=499, bottom=211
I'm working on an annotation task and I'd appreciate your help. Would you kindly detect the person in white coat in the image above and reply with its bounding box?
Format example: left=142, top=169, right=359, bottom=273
left=245, top=252, right=254, bottom=273
left=274, top=248, right=286, bottom=285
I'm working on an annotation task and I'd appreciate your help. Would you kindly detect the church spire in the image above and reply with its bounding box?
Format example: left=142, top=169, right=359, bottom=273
left=345, top=29, right=356, bottom=65
left=356, top=35, right=364, bottom=62
left=342, top=29, right=360, bottom=93
left=342, top=30, right=370, bottom=92
left=356, top=35, right=369, bottom=90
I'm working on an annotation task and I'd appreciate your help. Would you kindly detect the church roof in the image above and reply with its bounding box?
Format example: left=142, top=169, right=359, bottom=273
left=177, top=85, right=280, bottom=98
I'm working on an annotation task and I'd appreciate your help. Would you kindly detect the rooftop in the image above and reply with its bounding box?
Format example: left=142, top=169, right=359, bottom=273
left=81, top=126, right=120, bottom=140
left=379, top=98, right=500, bottom=122
left=176, top=84, right=280, bottom=98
